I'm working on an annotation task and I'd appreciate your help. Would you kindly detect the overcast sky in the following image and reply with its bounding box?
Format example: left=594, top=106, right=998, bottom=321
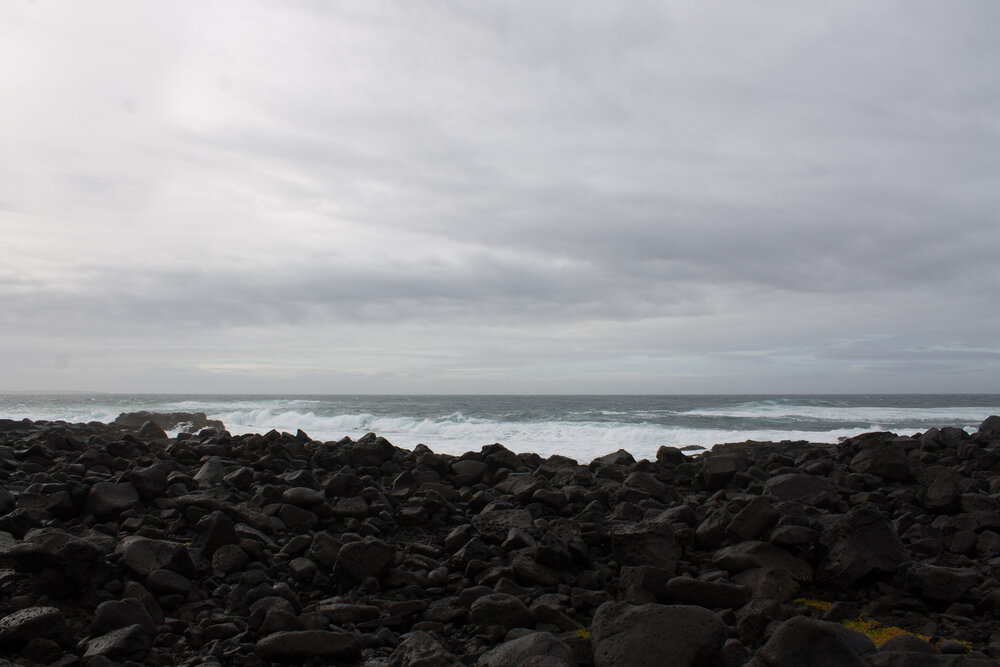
left=2, top=1, right=999, bottom=394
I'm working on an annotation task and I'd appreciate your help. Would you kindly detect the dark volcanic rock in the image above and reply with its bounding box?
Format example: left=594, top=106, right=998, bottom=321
left=591, top=601, right=727, bottom=667
left=816, top=504, right=907, bottom=588
left=759, top=616, right=874, bottom=667
left=255, top=629, right=362, bottom=662
left=478, top=631, right=575, bottom=667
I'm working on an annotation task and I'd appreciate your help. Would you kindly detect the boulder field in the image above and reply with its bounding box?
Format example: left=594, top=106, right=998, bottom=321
left=1, top=414, right=1000, bottom=665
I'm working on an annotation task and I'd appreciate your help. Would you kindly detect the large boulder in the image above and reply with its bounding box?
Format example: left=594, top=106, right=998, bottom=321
left=759, top=616, right=874, bottom=666
left=590, top=601, right=727, bottom=667
left=764, top=473, right=842, bottom=509
left=477, top=631, right=575, bottom=667
left=816, top=505, right=906, bottom=588
left=610, top=521, right=680, bottom=573
left=255, top=629, right=362, bottom=663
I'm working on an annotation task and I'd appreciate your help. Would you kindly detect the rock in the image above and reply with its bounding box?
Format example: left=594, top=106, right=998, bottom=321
left=137, top=420, right=168, bottom=439
left=610, top=521, right=680, bottom=572
left=713, top=541, right=812, bottom=582
left=85, top=482, right=140, bottom=518
left=904, top=563, right=981, bottom=602
left=922, top=468, right=962, bottom=513
left=255, top=629, right=362, bottom=663
left=850, top=444, right=912, bottom=481
left=387, top=631, right=463, bottom=666
left=591, top=601, right=727, bottom=667
left=758, top=616, right=874, bottom=667
left=472, top=509, right=535, bottom=543
left=764, top=473, right=842, bottom=509
left=83, top=624, right=152, bottom=660
left=452, top=459, right=489, bottom=486
left=0, top=606, right=66, bottom=646
left=816, top=505, right=906, bottom=588
left=91, top=599, right=155, bottom=635
left=469, top=593, right=534, bottom=629
left=212, top=543, right=250, bottom=573
left=114, top=411, right=224, bottom=432
left=115, top=536, right=197, bottom=578
left=703, top=454, right=742, bottom=489
left=978, top=415, right=1000, bottom=437
left=728, top=496, right=779, bottom=541
left=334, top=537, right=394, bottom=584
left=662, top=576, right=751, bottom=609
left=477, top=631, right=575, bottom=667
left=878, top=632, right=940, bottom=654
left=129, top=466, right=168, bottom=500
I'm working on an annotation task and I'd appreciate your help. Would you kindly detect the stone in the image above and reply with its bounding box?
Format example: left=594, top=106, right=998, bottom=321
left=255, top=629, right=362, bottom=662
left=334, top=537, right=394, bottom=584
left=713, top=541, right=812, bottom=583
left=764, top=473, right=841, bottom=509
left=758, top=616, right=874, bottom=667
left=137, top=420, right=168, bottom=439
left=0, top=606, right=66, bottom=646
left=115, top=536, right=197, bottom=578
left=129, top=466, right=168, bottom=500
left=978, top=415, right=1000, bottom=437
left=478, top=631, right=575, bottom=667
left=904, top=563, right=980, bottom=602
left=212, top=543, right=250, bottom=573
left=386, top=631, right=463, bottom=666
left=591, top=601, right=727, bottom=667
left=91, top=599, right=155, bottom=635
left=816, top=505, right=906, bottom=588
left=85, top=482, right=140, bottom=518
left=703, top=454, right=742, bottom=489
left=727, top=496, right=779, bottom=541
left=468, top=593, right=533, bottom=629
left=83, top=624, right=152, bottom=660
left=850, top=444, right=912, bottom=481
left=922, top=468, right=962, bottom=513
left=452, top=459, right=489, bottom=486
left=472, top=509, right=535, bottom=543
left=661, top=576, right=751, bottom=609
left=609, top=521, right=680, bottom=572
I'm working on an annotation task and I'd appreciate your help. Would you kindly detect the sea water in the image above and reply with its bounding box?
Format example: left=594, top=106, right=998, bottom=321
left=1, top=393, right=997, bottom=463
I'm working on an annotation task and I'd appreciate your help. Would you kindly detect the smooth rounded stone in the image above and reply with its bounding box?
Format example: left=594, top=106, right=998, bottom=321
left=609, top=521, right=680, bottom=572
left=0, top=606, right=66, bottom=645
left=334, top=536, right=395, bottom=584
left=278, top=504, right=319, bottom=531
left=727, top=496, right=779, bottom=541
left=384, top=630, right=460, bottom=666
left=115, top=536, right=197, bottom=578
left=282, top=486, right=326, bottom=507
left=330, top=496, right=369, bottom=519
left=223, top=466, right=255, bottom=490
left=656, top=445, right=687, bottom=465
left=904, top=563, right=981, bottom=602
left=878, top=632, right=940, bottom=654
left=137, top=420, right=168, bottom=439
left=590, top=601, right=727, bottom=667
left=350, top=435, right=397, bottom=467
left=129, top=466, right=168, bottom=500
left=83, top=623, right=152, bottom=660
left=91, top=599, right=156, bottom=635
left=763, top=473, right=841, bottom=509
left=468, top=593, right=534, bottom=629
left=662, top=576, right=752, bottom=609
left=816, top=505, right=906, bottom=588
left=85, top=482, right=140, bottom=518
left=212, top=543, right=250, bottom=573
left=146, top=568, right=194, bottom=595
left=289, top=557, right=317, bottom=581
left=452, top=459, right=489, bottom=486
left=255, top=629, right=362, bottom=663
left=979, top=415, right=1000, bottom=437
left=758, top=616, right=874, bottom=667
left=477, top=631, right=575, bottom=667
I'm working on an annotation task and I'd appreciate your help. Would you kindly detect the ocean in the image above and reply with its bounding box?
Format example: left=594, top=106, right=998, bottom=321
left=2, top=393, right=998, bottom=463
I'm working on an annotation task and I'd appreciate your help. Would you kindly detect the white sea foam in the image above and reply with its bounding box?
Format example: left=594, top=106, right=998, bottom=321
left=678, top=402, right=997, bottom=425
left=199, top=407, right=867, bottom=462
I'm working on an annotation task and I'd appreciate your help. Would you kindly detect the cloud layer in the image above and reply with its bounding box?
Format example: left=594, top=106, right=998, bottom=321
left=2, top=1, right=999, bottom=393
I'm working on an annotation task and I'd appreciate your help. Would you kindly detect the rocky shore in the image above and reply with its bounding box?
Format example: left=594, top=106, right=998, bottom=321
left=2, top=413, right=1000, bottom=666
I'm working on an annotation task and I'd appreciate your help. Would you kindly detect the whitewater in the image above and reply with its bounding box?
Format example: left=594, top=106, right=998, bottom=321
left=2, top=394, right=998, bottom=462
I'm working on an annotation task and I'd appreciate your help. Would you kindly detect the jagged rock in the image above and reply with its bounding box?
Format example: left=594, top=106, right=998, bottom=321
left=83, top=624, right=152, bottom=660
left=0, top=607, right=66, bottom=646
left=333, top=537, right=394, bottom=584
left=115, top=536, right=197, bottom=578
left=469, top=593, right=533, bottom=629
left=764, top=473, right=841, bottom=509
left=904, top=563, right=981, bottom=602
left=816, top=504, right=906, bottom=588
left=591, top=601, right=727, bottom=667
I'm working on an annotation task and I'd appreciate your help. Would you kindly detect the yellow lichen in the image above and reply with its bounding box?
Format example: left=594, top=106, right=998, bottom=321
left=794, top=598, right=832, bottom=612
left=574, top=628, right=591, bottom=639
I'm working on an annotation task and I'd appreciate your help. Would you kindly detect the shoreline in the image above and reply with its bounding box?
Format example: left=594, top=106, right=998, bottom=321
left=1, top=414, right=999, bottom=665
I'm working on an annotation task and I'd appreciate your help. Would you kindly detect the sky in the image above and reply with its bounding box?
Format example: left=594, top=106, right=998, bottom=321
left=1, top=1, right=999, bottom=394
